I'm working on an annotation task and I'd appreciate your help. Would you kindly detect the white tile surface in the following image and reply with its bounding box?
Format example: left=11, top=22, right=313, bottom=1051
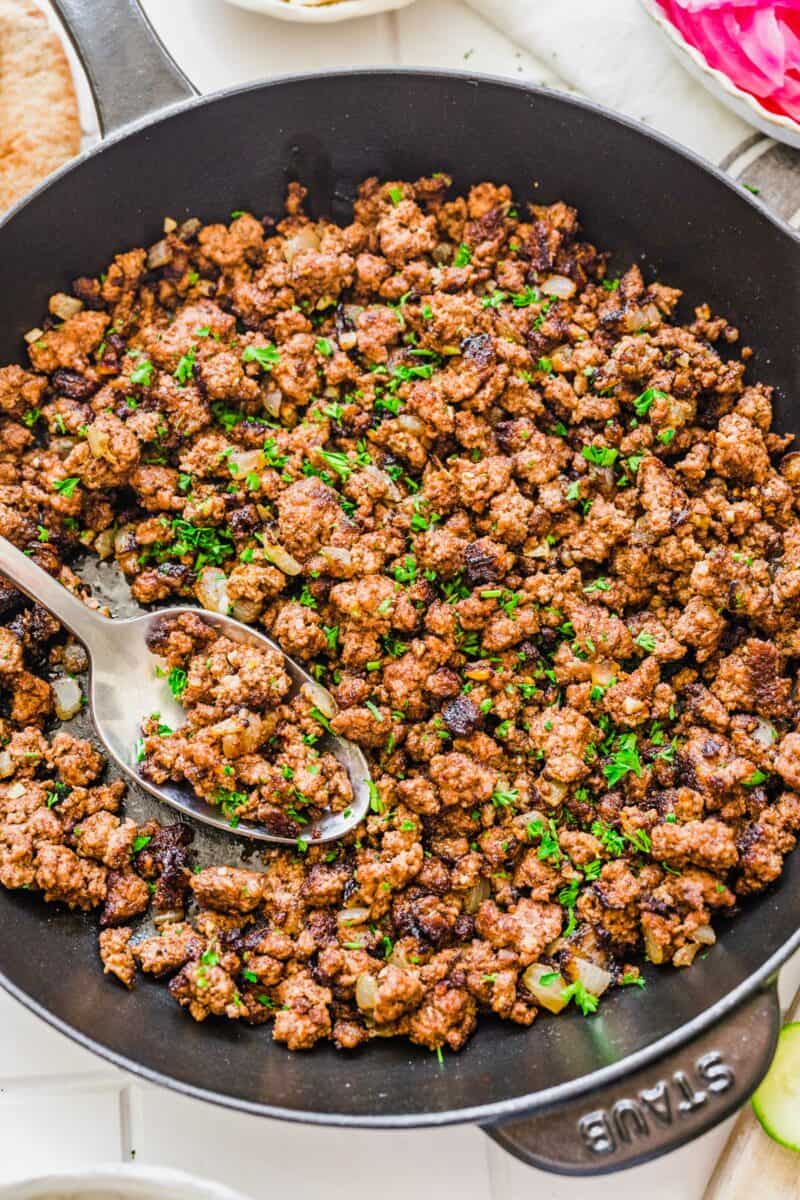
left=0, top=1073, right=125, bottom=1183
left=0, top=989, right=119, bottom=1080
left=5, top=2, right=798, bottom=1196
left=129, top=1082, right=491, bottom=1199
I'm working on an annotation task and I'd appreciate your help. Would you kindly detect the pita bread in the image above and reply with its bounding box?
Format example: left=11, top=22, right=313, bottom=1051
left=0, top=0, right=81, bottom=212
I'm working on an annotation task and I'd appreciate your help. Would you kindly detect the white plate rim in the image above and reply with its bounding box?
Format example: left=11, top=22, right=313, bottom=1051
left=0, top=1165, right=252, bottom=1200
left=219, top=0, right=417, bottom=23
left=639, top=0, right=800, bottom=144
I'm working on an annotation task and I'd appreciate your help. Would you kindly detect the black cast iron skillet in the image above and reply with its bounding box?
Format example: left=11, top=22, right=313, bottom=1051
left=0, top=0, right=798, bottom=1175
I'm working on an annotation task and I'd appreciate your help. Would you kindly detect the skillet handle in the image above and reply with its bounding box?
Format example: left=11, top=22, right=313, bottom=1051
left=50, top=0, right=197, bottom=136
left=482, top=980, right=781, bottom=1176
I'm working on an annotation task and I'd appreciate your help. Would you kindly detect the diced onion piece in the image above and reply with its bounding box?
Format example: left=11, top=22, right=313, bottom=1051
left=0, top=752, right=13, bottom=779
left=522, top=964, right=569, bottom=1013
left=363, top=465, right=401, bottom=501
left=231, top=599, right=261, bottom=624
left=693, top=924, right=716, bottom=946
left=337, top=906, right=371, bottom=926
left=397, top=414, right=425, bottom=437
left=301, top=680, right=336, bottom=719
left=389, top=944, right=412, bottom=970
left=339, top=331, right=357, bottom=351
left=94, top=528, right=116, bottom=560
left=85, top=422, right=112, bottom=462
left=550, top=344, right=574, bottom=371
left=178, top=217, right=202, bottom=240
left=463, top=876, right=491, bottom=914
left=541, top=274, right=576, bottom=299
left=752, top=717, right=777, bottom=747
left=53, top=676, right=83, bottom=720
left=196, top=567, right=229, bottom=614
left=622, top=303, right=661, bottom=332
left=6, top=782, right=26, bottom=800
left=153, top=909, right=184, bottom=928
left=263, top=390, right=282, bottom=418
left=210, top=714, right=262, bottom=758
left=516, top=808, right=545, bottom=831
left=780, top=452, right=800, bottom=485
left=590, top=661, right=617, bottom=688
left=24, top=327, right=44, bottom=344
left=319, top=545, right=352, bottom=568
left=49, top=437, right=77, bottom=458
left=162, top=217, right=177, bottom=234
left=147, top=239, right=173, bottom=269
left=672, top=942, right=701, bottom=968
left=114, top=524, right=138, bottom=556
left=48, top=293, right=83, bottom=321
left=230, top=449, right=263, bottom=477
left=355, top=973, right=377, bottom=1012
left=644, top=929, right=666, bottom=965
left=283, top=226, right=320, bottom=264
left=572, top=956, right=612, bottom=997
left=537, top=777, right=567, bottom=808
left=260, top=543, right=303, bottom=576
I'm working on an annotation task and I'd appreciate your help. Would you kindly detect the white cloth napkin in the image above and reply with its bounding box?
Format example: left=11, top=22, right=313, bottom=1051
left=463, top=0, right=750, bottom=161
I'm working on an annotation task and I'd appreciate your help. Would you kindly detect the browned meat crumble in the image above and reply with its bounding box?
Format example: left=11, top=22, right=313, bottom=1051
left=0, top=175, right=799, bottom=1054
left=140, top=611, right=353, bottom=831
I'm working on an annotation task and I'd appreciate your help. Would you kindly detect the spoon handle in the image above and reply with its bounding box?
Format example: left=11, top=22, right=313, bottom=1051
left=0, top=536, right=106, bottom=651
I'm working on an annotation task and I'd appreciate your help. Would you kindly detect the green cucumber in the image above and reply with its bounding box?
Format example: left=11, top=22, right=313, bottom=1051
left=752, top=1022, right=800, bottom=1151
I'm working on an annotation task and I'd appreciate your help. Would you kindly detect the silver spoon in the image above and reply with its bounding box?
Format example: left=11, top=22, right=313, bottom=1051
left=0, top=536, right=371, bottom=845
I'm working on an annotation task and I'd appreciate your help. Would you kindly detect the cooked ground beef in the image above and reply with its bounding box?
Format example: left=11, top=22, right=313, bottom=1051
left=139, top=612, right=352, bottom=831
left=0, top=176, right=798, bottom=1055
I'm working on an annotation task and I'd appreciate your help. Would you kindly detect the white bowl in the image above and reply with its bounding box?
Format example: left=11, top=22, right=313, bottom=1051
left=0, top=1165, right=252, bottom=1200
left=639, top=0, right=800, bottom=150
left=220, top=0, right=417, bottom=22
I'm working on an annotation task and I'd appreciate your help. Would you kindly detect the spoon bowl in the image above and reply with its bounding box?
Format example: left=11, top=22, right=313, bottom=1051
left=0, top=537, right=371, bottom=845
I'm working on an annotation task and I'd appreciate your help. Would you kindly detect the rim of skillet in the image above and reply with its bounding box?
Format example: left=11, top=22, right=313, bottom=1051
left=2, top=66, right=799, bottom=244
left=0, top=67, right=798, bottom=1128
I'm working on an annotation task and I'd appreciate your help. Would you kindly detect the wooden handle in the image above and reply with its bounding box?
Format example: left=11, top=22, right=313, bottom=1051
left=704, top=987, right=800, bottom=1199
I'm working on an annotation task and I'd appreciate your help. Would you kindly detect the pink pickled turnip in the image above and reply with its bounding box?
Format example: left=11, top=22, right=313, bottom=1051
left=655, top=0, right=800, bottom=123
